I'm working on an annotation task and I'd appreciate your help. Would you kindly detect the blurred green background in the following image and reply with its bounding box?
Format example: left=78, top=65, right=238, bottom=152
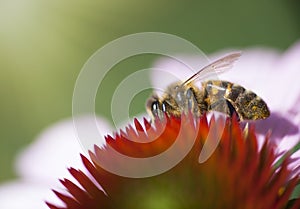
left=0, top=0, right=299, bottom=182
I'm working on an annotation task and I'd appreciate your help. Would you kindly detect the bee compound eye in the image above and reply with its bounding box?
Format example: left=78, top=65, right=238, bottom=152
left=151, top=101, right=160, bottom=111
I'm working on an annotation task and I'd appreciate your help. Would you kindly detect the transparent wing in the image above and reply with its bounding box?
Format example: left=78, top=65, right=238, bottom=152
left=182, top=51, right=242, bottom=86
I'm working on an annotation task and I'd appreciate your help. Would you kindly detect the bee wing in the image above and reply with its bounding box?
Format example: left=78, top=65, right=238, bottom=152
left=182, top=51, right=242, bottom=86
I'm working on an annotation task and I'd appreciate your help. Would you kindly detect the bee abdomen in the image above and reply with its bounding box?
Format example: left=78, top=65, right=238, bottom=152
left=202, top=80, right=232, bottom=116
left=224, top=83, right=245, bottom=102
left=204, top=80, right=270, bottom=121
left=225, top=84, right=270, bottom=120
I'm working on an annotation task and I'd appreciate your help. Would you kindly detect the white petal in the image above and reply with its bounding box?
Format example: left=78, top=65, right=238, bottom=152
left=274, top=40, right=300, bottom=110
left=276, top=111, right=300, bottom=160
left=216, top=49, right=281, bottom=109
left=277, top=40, right=300, bottom=75
left=15, top=115, right=112, bottom=186
left=211, top=46, right=300, bottom=112
left=0, top=181, right=64, bottom=209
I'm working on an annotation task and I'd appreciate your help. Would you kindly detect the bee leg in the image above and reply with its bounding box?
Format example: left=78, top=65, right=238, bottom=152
left=243, top=123, right=249, bottom=138
left=226, top=100, right=240, bottom=121
left=186, top=88, right=199, bottom=116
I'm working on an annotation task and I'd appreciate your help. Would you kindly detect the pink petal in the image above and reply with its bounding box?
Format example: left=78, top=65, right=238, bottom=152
left=15, top=115, right=112, bottom=186
left=0, top=181, right=62, bottom=209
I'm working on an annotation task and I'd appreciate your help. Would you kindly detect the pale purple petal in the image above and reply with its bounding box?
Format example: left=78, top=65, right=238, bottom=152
left=0, top=115, right=112, bottom=209
left=219, top=44, right=300, bottom=112
left=0, top=181, right=62, bottom=209
left=15, top=115, right=112, bottom=186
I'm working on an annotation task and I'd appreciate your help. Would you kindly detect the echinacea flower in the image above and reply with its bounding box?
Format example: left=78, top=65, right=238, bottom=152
left=46, top=40, right=300, bottom=209
left=46, top=114, right=300, bottom=209
left=1, top=40, right=300, bottom=209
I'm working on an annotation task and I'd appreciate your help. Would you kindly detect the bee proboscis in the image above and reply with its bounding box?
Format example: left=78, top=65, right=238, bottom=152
left=146, top=52, right=270, bottom=121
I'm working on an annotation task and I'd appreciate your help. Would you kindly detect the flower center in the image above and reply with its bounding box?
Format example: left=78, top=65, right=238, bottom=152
left=119, top=177, right=194, bottom=209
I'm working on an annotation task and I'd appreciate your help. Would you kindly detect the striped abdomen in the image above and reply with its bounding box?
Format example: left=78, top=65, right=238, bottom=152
left=202, top=80, right=270, bottom=121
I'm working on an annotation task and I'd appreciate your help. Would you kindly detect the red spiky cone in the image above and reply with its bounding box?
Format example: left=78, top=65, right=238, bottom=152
left=46, top=114, right=300, bottom=209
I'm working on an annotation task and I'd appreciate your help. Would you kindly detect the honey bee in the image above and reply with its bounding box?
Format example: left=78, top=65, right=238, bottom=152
left=146, top=52, right=270, bottom=121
